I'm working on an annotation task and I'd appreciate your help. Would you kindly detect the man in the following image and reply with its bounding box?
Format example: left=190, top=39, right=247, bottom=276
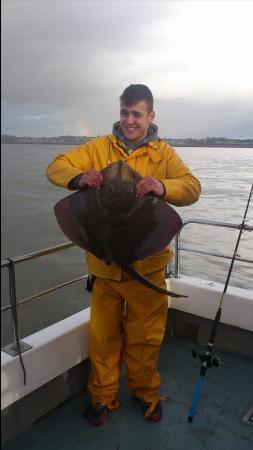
left=47, top=84, right=201, bottom=426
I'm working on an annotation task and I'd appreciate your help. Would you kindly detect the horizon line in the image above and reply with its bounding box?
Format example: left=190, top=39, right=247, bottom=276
left=1, top=134, right=253, bottom=141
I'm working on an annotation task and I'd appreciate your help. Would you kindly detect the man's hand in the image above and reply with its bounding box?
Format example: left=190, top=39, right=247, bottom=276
left=135, top=177, right=165, bottom=198
left=78, top=169, right=103, bottom=189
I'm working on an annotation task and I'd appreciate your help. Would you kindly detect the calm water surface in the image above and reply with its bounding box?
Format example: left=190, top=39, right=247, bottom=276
left=1, top=144, right=253, bottom=344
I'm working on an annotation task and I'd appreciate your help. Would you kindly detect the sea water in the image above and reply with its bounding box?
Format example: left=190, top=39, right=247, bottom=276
left=1, top=144, right=253, bottom=344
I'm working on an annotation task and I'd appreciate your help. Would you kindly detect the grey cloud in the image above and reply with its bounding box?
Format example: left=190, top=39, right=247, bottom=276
left=2, top=1, right=252, bottom=138
left=3, top=96, right=253, bottom=139
left=156, top=98, right=253, bottom=139
left=2, top=1, right=171, bottom=106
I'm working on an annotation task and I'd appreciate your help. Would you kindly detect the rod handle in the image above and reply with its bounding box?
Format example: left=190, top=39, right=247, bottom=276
left=188, top=375, right=204, bottom=422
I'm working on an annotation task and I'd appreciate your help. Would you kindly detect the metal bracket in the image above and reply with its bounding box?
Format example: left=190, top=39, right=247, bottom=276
left=2, top=341, right=32, bottom=357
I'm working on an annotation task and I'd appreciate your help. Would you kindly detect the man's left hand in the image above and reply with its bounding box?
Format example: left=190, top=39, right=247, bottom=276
left=135, top=177, right=165, bottom=198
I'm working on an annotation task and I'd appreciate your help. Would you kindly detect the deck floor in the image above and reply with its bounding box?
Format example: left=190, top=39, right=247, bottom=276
left=4, top=335, right=253, bottom=450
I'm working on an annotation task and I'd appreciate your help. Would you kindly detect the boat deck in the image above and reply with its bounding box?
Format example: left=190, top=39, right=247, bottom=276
left=4, top=335, right=253, bottom=450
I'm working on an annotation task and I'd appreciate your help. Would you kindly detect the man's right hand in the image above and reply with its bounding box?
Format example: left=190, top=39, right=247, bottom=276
left=78, top=169, right=103, bottom=189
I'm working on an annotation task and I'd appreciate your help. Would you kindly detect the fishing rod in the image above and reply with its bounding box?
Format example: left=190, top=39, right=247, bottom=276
left=188, top=183, right=253, bottom=423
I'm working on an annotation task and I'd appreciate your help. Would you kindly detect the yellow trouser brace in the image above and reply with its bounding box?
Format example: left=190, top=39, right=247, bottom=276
left=87, top=269, right=168, bottom=417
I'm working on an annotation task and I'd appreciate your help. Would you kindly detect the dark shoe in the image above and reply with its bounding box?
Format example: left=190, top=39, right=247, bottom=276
left=145, top=401, right=162, bottom=422
left=83, top=403, right=108, bottom=426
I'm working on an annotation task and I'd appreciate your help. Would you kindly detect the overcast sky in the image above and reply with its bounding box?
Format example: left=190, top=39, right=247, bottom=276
left=2, top=0, right=253, bottom=138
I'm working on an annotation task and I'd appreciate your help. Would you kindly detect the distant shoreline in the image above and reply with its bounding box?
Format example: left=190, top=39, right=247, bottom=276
left=2, top=143, right=252, bottom=148
left=1, top=135, right=253, bottom=148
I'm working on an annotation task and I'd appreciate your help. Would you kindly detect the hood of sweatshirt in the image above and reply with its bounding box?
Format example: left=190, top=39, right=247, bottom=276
left=112, top=121, right=159, bottom=153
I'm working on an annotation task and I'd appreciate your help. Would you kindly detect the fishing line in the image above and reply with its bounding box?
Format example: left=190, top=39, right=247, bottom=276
left=7, top=258, right=27, bottom=385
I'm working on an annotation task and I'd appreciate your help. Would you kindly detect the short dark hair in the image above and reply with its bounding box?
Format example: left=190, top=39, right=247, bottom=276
left=120, top=84, right=154, bottom=112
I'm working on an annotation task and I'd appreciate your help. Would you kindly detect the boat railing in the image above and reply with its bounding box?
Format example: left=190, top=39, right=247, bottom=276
left=1, top=242, right=86, bottom=313
left=1, top=219, right=253, bottom=356
left=173, top=219, right=253, bottom=278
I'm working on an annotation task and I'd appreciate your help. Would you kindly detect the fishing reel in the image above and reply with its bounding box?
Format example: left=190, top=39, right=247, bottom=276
left=191, top=349, right=221, bottom=369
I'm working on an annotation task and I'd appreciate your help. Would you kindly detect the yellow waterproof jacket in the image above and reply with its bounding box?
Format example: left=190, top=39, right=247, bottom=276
left=46, top=134, right=201, bottom=279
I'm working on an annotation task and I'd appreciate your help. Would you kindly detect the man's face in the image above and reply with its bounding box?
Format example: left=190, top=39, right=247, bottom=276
left=120, top=100, right=155, bottom=144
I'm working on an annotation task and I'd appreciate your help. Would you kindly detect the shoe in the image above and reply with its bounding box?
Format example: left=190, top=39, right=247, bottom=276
left=145, top=401, right=162, bottom=422
left=83, top=403, right=108, bottom=426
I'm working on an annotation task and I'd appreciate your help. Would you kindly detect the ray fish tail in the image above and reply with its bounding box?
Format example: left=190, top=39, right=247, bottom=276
left=122, top=264, right=188, bottom=298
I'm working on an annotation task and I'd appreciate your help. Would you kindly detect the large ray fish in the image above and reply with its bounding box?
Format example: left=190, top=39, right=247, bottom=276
left=54, top=161, right=187, bottom=298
